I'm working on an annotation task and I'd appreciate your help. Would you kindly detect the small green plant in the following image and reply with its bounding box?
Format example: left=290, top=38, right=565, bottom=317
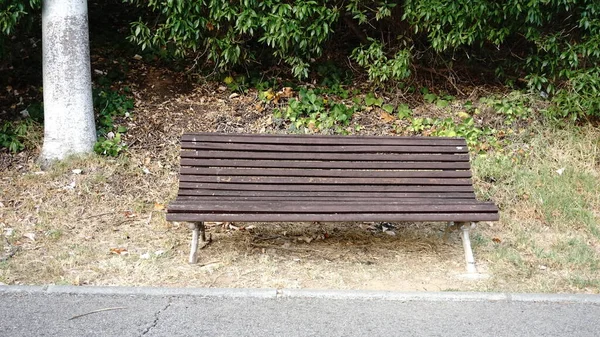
left=274, top=87, right=357, bottom=133
left=0, top=119, right=34, bottom=153
left=92, top=84, right=134, bottom=156
left=94, top=87, right=134, bottom=135
left=94, top=133, right=127, bottom=157
left=480, top=92, right=532, bottom=124
left=364, top=92, right=383, bottom=107
left=396, top=104, right=413, bottom=119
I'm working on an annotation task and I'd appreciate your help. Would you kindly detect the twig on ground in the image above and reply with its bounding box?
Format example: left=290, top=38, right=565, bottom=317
left=81, top=212, right=114, bottom=220
left=197, top=260, right=220, bottom=267
left=250, top=243, right=323, bottom=253
left=68, top=307, right=127, bottom=320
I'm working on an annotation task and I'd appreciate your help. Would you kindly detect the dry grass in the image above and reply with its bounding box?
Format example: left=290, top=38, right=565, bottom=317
left=1, top=81, right=599, bottom=293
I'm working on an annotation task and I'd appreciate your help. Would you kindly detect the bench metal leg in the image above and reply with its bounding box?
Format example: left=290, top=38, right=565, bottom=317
left=460, top=222, right=478, bottom=274
left=189, top=222, right=205, bottom=264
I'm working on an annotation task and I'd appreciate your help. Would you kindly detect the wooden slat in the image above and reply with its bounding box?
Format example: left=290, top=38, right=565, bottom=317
left=179, top=175, right=473, bottom=186
left=180, top=151, right=470, bottom=162
left=181, top=133, right=467, bottom=146
left=179, top=168, right=473, bottom=178
left=166, top=212, right=500, bottom=222
left=176, top=190, right=476, bottom=199
left=168, top=202, right=498, bottom=213
left=181, top=143, right=468, bottom=153
left=174, top=196, right=483, bottom=203
left=180, top=159, right=472, bottom=170
left=178, top=182, right=474, bottom=192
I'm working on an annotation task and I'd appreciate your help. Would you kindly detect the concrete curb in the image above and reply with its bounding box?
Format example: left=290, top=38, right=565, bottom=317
left=1, top=285, right=599, bottom=304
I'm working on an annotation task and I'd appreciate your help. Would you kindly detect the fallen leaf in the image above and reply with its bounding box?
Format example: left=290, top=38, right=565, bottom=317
left=457, top=111, right=470, bottom=119
left=110, top=248, right=127, bottom=255
left=153, top=203, right=165, bottom=211
left=278, top=87, right=294, bottom=98
left=492, top=237, right=502, bottom=243
left=132, top=54, right=143, bottom=60
left=124, top=211, right=137, bottom=218
left=229, top=93, right=240, bottom=99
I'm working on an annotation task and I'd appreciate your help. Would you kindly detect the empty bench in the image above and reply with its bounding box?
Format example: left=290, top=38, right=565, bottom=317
left=166, top=133, right=499, bottom=273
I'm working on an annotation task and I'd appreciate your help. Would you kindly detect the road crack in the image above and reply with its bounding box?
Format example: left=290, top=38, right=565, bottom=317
left=140, top=298, right=172, bottom=336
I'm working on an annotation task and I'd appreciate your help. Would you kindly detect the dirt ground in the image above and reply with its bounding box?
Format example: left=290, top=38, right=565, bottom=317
left=1, top=64, right=598, bottom=293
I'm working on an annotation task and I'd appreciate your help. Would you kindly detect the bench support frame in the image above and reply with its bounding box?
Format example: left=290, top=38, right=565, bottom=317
left=189, top=222, right=206, bottom=264
left=460, top=222, right=478, bottom=274
left=444, top=221, right=478, bottom=273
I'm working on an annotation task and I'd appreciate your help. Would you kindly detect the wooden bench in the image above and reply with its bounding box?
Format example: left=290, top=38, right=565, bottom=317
left=166, top=133, right=499, bottom=273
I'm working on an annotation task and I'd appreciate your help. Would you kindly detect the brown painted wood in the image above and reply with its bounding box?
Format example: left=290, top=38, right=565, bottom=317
left=181, top=133, right=467, bottom=146
left=174, top=197, right=485, bottom=203
left=180, top=159, right=472, bottom=170
left=168, top=133, right=498, bottom=224
left=178, top=182, right=475, bottom=192
left=180, top=151, right=470, bottom=162
left=168, top=203, right=498, bottom=213
left=181, top=142, right=468, bottom=153
left=179, top=168, right=473, bottom=178
left=166, top=212, right=500, bottom=222
left=178, top=175, right=473, bottom=186
left=176, top=190, right=476, bottom=199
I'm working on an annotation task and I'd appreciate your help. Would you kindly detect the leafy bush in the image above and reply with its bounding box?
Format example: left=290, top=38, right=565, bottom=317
left=550, top=69, right=600, bottom=120
left=124, top=0, right=600, bottom=120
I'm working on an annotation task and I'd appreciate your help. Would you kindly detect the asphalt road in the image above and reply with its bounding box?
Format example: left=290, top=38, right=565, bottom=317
left=1, top=287, right=599, bottom=337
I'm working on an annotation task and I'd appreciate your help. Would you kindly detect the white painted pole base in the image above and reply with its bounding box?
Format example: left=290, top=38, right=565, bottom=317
left=41, top=0, right=96, bottom=165
left=460, top=222, right=478, bottom=274
left=188, top=222, right=205, bottom=264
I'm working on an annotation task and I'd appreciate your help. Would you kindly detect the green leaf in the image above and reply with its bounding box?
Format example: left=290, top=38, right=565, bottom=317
left=424, top=93, right=437, bottom=104
left=382, top=104, right=395, bottom=114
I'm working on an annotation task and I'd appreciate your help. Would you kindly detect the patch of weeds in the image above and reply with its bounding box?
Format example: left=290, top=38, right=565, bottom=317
left=421, top=88, right=454, bottom=108
left=569, top=276, right=600, bottom=290
left=480, top=92, right=533, bottom=124
left=0, top=119, right=33, bottom=153
left=364, top=92, right=384, bottom=107
left=470, top=232, right=490, bottom=248
left=93, top=84, right=134, bottom=157
left=45, top=229, right=63, bottom=241
left=552, top=238, right=599, bottom=270
left=406, top=116, right=496, bottom=151
left=494, top=245, right=526, bottom=270
left=273, top=88, right=358, bottom=133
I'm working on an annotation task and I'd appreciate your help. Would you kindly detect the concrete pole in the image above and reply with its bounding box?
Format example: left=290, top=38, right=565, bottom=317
left=40, top=0, right=96, bottom=166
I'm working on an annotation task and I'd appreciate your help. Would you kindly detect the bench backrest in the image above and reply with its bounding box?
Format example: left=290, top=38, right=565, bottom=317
left=176, top=133, right=476, bottom=202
